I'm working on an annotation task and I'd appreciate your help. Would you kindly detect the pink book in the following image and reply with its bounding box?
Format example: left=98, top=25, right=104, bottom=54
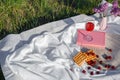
left=76, top=29, right=105, bottom=48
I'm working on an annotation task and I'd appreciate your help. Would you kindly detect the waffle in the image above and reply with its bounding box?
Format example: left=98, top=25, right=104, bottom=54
left=73, top=50, right=97, bottom=66
left=73, top=52, right=87, bottom=66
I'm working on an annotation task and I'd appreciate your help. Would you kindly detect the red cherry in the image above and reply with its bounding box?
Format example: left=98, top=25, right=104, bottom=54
left=85, top=22, right=94, bottom=31
left=107, top=56, right=112, bottom=60
left=108, top=49, right=112, bottom=52
left=99, top=61, right=103, bottom=64
left=96, top=55, right=99, bottom=58
left=90, top=71, right=94, bottom=75
left=97, top=66, right=102, bottom=70
left=82, top=70, right=86, bottom=74
left=105, top=56, right=109, bottom=60
left=108, top=65, right=111, bottom=69
left=87, top=67, right=91, bottom=70
left=105, top=64, right=111, bottom=69
left=111, top=66, right=116, bottom=70
left=96, top=71, right=100, bottom=74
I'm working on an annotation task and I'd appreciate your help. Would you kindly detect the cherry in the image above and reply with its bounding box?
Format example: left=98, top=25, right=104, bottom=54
left=111, top=66, right=116, bottom=70
left=108, top=49, right=112, bottom=52
left=82, top=70, right=86, bottom=74
left=105, top=56, right=112, bottom=60
left=85, top=22, right=94, bottom=31
left=96, top=55, right=99, bottom=58
left=96, top=71, right=100, bottom=74
left=107, top=56, right=112, bottom=60
left=87, top=66, right=91, bottom=70
left=105, top=64, right=111, bottom=69
left=105, top=56, right=109, bottom=60
left=99, top=61, right=103, bottom=64
left=97, top=66, right=102, bottom=70
left=87, top=60, right=96, bottom=66
left=90, top=71, right=94, bottom=75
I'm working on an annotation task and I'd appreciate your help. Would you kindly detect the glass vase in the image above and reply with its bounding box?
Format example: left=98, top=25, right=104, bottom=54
left=99, top=17, right=107, bottom=31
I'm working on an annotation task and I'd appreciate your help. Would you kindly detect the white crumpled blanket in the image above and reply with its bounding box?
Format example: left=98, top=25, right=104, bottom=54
left=0, top=14, right=120, bottom=80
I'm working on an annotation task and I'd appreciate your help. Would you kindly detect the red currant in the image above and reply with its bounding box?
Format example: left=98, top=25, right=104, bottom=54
left=85, top=22, right=94, bottom=31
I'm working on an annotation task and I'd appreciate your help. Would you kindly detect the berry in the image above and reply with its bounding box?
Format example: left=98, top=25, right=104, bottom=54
left=105, top=64, right=111, bottom=69
left=96, top=55, right=99, bottom=58
left=82, top=70, right=86, bottom=74
left=107, top=56, right=112, bottom=60
left=108, top=49, right=112, bottom=52
left=96, top=71, right=100, bottom=74
left=85, top=22, right=94, bottom=31
left=90, top=71, right=94, bottom=75
left=91, top=52, right=95, bottom=56
left=105, top=56, right=109, bottom=60
left=111, top=66, right=116, bottom=70
left=99, top=61, right=103, bottom=64
left=87, top=67, right=91, bottom=70
left=105, top=56, right=112, bottom=60
left=97, top=66, right=102, bottom=70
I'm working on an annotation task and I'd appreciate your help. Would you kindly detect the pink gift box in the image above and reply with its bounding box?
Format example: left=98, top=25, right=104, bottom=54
left=76, top=29, right=106, bottom=48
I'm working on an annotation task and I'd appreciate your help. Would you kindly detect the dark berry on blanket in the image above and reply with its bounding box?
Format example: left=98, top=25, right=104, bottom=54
left=99, top=61, right=103, bottom=64
left=97, top=66, right=102, bottom=70
left=108, top=49, right=112, bottom=52
left=82, top=70, right=86, bottom=74
left=96, top=71, right=100, bottom=74
left=96, top=55, right=99, bottom=58
left=87, top=66, right=91, bottom=70
left=90, top=71, right=94, bottom=75
left=111, top=66, right=116, bottom=70
left=107, top=56, right=112, bottom=60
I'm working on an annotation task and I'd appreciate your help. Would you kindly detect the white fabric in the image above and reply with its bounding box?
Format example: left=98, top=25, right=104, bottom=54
left=0, top=14, right=120, bottom=80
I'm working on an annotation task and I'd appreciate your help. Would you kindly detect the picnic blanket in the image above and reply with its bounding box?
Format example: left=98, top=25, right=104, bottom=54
left=0, top=14, right=120, bottom=80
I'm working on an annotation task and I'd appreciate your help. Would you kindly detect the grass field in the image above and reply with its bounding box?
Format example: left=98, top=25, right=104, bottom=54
left=0, top=0, right=105, bottom=40
left=0, top=0, right=116, bottom=79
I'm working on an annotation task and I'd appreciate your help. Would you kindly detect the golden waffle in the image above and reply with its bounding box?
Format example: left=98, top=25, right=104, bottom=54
left=73, top=52, right=87, bottom=66
left=73, top=50, right=97, bottom=66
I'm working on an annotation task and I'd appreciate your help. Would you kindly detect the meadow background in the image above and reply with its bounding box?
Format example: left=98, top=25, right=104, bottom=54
left=0, top=0, right=117, bottom=79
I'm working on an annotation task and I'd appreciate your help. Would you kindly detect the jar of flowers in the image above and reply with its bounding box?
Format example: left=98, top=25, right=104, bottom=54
left=93, top=0, right=120, bottom=31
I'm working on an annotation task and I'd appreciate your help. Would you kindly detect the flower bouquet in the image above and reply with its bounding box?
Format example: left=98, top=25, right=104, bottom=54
left=93, top=0, right=120, bottom=31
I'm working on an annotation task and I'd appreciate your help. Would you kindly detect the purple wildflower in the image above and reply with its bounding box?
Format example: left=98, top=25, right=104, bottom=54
left=111, top=8, right=120, bottom=16
left=111, top=0, right=120, bottom=16
left=112, top=0, right=119, bottom=8
left=94, top=2, right=109, bottom=13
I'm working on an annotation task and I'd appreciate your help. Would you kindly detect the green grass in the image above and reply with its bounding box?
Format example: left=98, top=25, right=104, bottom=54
left=0, top=0, right=102, bottom=39
left=0, top=0, right=116, bottom=79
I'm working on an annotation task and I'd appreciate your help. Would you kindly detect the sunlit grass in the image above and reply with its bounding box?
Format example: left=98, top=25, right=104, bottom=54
left=0, top=0, right=101, bottom=39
